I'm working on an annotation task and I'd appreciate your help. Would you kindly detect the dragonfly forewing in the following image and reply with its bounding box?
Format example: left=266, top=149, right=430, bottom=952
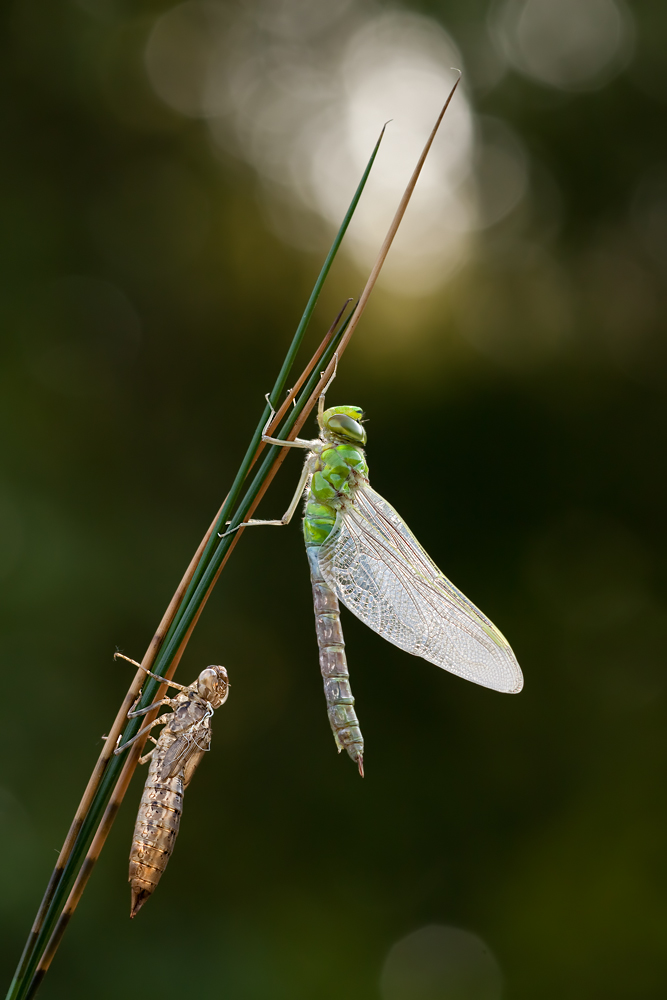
left=318, top=485, right=523, bottom=694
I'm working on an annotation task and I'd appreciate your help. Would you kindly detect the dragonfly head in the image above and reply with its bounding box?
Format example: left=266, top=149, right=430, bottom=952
left=197, top=665, right=230, bottom=709
left=319, top=405, right=367, bottom=446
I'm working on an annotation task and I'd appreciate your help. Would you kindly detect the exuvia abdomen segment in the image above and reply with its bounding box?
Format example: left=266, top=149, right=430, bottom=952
left=116, top=658, right=229, bottom=917
left=129, top=742, right=184, bottom=901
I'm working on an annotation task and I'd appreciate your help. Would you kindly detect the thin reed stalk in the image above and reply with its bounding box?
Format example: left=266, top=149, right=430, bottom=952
left=17, top=502, right=223, bottom=943
left=9, top=318, right=349, bottom=1000
left=24, top=314, right=352, bottom=997
left=8, top=78, right=460, bottom=1000
left=6, top=125, right=385, bottom=1000
left=303, top=75, right=461, bottom=407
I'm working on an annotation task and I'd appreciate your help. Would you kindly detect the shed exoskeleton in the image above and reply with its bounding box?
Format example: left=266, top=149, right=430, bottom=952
left=115, top=654, right=229, bottom=917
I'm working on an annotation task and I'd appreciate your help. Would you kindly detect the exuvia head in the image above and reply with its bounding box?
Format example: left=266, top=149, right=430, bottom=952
left=197, top=665, right=229, bottom=708
left=319, top=405, right=367, bottom=446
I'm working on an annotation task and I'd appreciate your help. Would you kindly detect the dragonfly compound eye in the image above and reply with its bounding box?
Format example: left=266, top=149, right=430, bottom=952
left=198, top=666, right=229, bottom=707
left=325, top=413, right=367, bottom=446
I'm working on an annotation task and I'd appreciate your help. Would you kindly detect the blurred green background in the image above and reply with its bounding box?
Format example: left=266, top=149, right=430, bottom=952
left=2, top=1, right=667, bottom=998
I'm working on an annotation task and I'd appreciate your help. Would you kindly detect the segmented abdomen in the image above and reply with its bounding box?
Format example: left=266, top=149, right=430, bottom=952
left=129, top=738, right=183, bottom=913
left=307, top=545, right=364, bottom=775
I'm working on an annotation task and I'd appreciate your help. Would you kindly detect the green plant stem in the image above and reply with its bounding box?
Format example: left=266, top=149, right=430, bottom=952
left=166, top=126, right=386, bottom=629
left=7, top=121, right=385, bottom=1000
left=9, top=316, right=348, bottom=1000
left=11, top=72, right=457, bottom=995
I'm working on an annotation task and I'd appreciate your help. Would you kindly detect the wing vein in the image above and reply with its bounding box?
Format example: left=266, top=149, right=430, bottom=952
left=317, top=484, right=522, bottom=693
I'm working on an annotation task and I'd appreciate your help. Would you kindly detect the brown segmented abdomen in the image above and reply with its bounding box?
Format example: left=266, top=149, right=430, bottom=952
left=129, top=736, right=183, bottom=916
left=116, top=661, right=228, bottom=918
left=307, top=545, right=364, bottom=775
left=129, top=728, right=210, bottom=917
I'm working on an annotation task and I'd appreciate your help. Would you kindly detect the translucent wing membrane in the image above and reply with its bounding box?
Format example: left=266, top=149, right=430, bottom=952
left=162, top=729, right=211, bottom=780
left=318, top=485, right=523, bottom=693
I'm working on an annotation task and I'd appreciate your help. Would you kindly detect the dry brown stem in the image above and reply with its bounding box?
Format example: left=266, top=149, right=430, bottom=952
left=28, top=314, right=348, bottom=985
left=27, top=76, right=459, bottom=991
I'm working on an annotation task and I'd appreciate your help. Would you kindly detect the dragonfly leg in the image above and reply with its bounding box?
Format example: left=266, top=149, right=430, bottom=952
left=114, top=653, right=193, bottom=694
left=253, top=394, right=316, bottom=449
left=257, top=395, right=316, bottom=443
left=128, top=697, right=177, bottom=719
left=138, top=735, right=159, bottom=764
left=138, top=742, right=159, bottom=765
left=114, top=652, right=142, bottom=669
left=260, top=434, right=316, bottom=449
left=219, top=456, right=314, bottom=537
left=114, top=715, right=169, bottom=755
left=260, top=394, right=276, bottom=437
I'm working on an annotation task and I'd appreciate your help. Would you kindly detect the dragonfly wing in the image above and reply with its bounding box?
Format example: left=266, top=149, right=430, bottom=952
left=318, top=484, right=523, bottom=693
left=161, top=727, right=211, bottom=780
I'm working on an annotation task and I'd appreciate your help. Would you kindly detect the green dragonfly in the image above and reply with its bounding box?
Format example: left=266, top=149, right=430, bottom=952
left=232, top=395, right=523, bottom=775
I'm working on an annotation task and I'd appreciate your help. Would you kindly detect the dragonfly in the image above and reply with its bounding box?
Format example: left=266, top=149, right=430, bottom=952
left=114, top=654, right=229, bottom=917
left=230, top=394, right=523, bottom=776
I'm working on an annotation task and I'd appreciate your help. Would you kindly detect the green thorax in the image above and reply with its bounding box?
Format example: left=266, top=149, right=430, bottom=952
left=303, top=406, right=368, bottom=548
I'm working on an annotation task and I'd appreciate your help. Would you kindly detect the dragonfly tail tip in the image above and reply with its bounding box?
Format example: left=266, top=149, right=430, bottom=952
left=357, top=755, right=364, bottom=778
left=130, top=887, right=151, bottom=918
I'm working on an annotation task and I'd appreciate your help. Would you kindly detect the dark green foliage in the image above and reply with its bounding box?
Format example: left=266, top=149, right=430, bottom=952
left=2, top=2, right=667, bottom=1000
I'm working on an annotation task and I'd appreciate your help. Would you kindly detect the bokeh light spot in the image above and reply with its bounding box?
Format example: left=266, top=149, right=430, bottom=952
left=490, top=0, right=635, bottom=91
left=380, top=925, right=503, bottom=1000
left=631, top=164, right=667, bottom=267
left=145, top=2, right=485, bottom=295
left=144, top=1, right=235, bottom=118
left=455, top=249, right=571, bottom=369
left=471, top=116, right=529, bottom=229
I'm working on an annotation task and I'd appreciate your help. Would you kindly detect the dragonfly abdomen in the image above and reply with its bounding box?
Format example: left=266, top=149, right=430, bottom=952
left=307, top=545, right=364, bottom=775
left=129, top=739, right=184, bottom=917
left=117, top=661, right=228, bottom=917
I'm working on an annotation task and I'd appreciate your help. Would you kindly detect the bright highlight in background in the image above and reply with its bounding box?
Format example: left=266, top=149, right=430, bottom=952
left=490, top=0, right=635, bottom=91
left=145, top=1, right=530, bottom=295
left=380, top=925, right=503, bottom=1000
